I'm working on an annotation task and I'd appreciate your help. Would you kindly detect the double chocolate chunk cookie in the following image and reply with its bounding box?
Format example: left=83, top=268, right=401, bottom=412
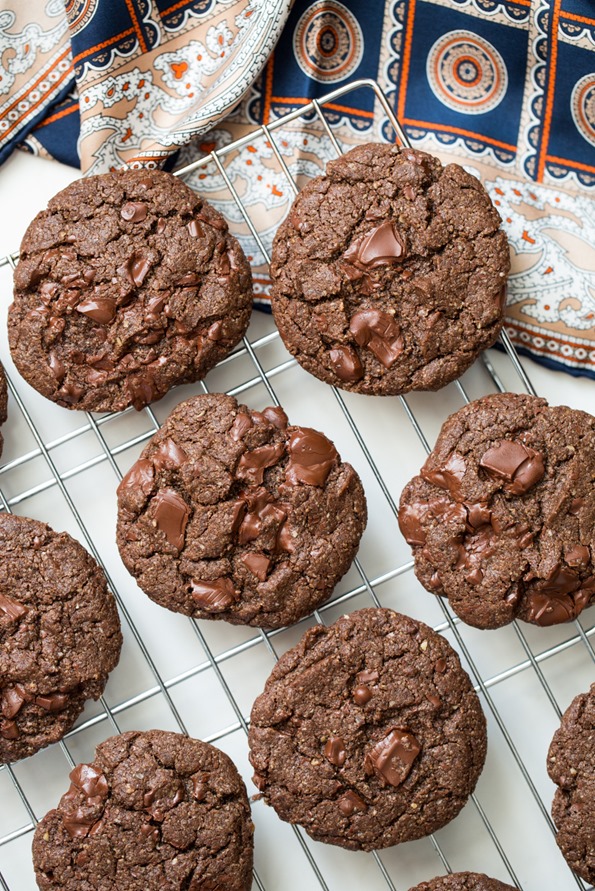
left=32, top=730, right=254, bottom=891
left=116, top=393, right=366, bottom=628
left=409, top=874, right=518, bottom=891
left=0, top=514, right=121, bottom=763
left=270, top=143, right=509, bottom=396
left=399, top=393, right=595, bottom=629
left=248, top=608, right=487, bottom=850
left=547, top=684, right=595, bottom=884
left=9, top=168, right=252, bottom=412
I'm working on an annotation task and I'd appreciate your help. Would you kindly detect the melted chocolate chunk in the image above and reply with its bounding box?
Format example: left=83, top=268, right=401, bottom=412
left=285, top=428, right=338, bottom=487
left=0, top=592, right=29, bottom=621
left=152, top=438, right=188, bottom=472
left=121, top=202, right=148, bottom=223
left=349, top=308, right=403, bottom=368
left=152, top=489, right=189, bottom=551
left=236, top=443, right=285, bottom=486
left=76, top=297, right=116, bottom=325
left=324, top=736, right=347, bottom=767
left=344, top=221, right=407, bottom=268
left=190, top=579, right=238, bottom=612
left=421, top=453, right=466, bottom=501
left=364, top=728, right=421, bottom=787
left=240, top=552, right=271, bottom=581
left=329, top=345, right=364, bottom=382
left=480, top=440, right=545, bottom=494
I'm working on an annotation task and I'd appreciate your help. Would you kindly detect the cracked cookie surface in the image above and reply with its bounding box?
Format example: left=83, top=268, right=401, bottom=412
left=9, top=169, right=252, bottom=412
left=116, top=393, right=367, bottom=628
left=0, top=514, right=122, bottom=763
left=398, top=393, right=595, bottom=629
left=547, top=683, right=595, bottom=884
left=248, top=608, right=486, bottom=850
left=32, top=730, right=254, bottom=891
left=409, top=873, right=518, bottom=891
left=270, top=143, right=509, bottom=396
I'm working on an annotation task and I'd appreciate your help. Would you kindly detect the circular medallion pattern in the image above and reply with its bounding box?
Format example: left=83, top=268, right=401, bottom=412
left=293, top=0, right=364, bottom=84
left=571, top=73, right=595, bottom=148
left=426, top=30, right=507, bottom=114
left=63, top=0, right=99, bottom=37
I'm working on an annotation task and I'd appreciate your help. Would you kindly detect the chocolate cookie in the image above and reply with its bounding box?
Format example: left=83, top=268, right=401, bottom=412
left=32, top=729, right=254, bottom=891
left=116, top=393, right=366, bottom=628
left=409, top=874, right=518, bottom=891
left=248, top=608, right=487, bottom=850
left=9, top=168, right=252, bottom=412
left=398, top=393, right=595, bottom=630
left=0, top=360, right=7, bottom=457
left=0, top=514, right=122, bottom=763
left=547, top=683, right=595, bottom=884
left=270, top=143, right=509, bottom=396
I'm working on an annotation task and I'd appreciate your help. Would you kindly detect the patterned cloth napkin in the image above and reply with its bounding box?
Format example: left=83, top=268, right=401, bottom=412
left=2, top=0, right=595, bottom=381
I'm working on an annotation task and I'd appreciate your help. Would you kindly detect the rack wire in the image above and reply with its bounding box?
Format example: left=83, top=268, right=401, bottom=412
left=0, top=79, right=593, bottom=891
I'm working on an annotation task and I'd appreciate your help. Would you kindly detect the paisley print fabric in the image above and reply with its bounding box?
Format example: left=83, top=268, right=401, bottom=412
left=1, top=0, right=594, bottom=379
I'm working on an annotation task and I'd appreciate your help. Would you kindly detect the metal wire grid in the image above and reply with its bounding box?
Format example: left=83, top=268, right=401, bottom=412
left=0, top=78, right=593, bottom=891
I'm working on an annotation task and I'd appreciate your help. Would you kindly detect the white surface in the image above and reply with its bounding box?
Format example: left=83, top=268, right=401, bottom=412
left=0, top=147, right=593, bottom=891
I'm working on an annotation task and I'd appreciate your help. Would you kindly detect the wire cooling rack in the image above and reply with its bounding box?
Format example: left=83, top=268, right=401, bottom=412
left=0, top=79, right=593, bottom=891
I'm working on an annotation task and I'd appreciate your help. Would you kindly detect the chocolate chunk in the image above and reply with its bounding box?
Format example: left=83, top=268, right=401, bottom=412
left=344, top=220, right=407, bottom=267
left=152, top=489, right=189, bottom=551
left=349, top=308, right=403, bottom=368
left=35, top=693, right=68, bottom=712
left=151, top=438, right=188, bottom=472
left=1, top=685, right=28, bottom=719
left=329, top=345, right=364, bottom=382
left=480, top=440, right=545, bottom=494
left=285, top=428, right=338, bottom=486
left=324, top=736, right=347, bottom=767
left=236, top=443, right=285, bottom=486
left=76, top=297, right=116, bottom=325
left=0, top=592, right=29, bottom=621
left=117, top=459, right=155, bottom=503
left=364, top=728, right=421, bottom=787
left=421, top=453, right=466, bottom=501
left=121, top=201, right=148, bottom=222
left=190, top=578, right=238, bottom=612
left=240, top=552, right=271, bottom=581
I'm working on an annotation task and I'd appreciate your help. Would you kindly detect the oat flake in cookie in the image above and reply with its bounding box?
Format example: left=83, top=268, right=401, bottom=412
left=409, top=874, right=518, bottom=891
left=32, top=730, right=254, bottom=891
left=399, top=393, right=595, bottom=630
left=0, top=514, right=121, bottom=763
left=270, top=143, right=509, bottom=396
left=116, top=393, right=366, bottom=628
left=248, top=608, right=487, bottom=850
left=547, top=684, right=595, bottom=884
left=9, top=169, right=252, bottom=413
